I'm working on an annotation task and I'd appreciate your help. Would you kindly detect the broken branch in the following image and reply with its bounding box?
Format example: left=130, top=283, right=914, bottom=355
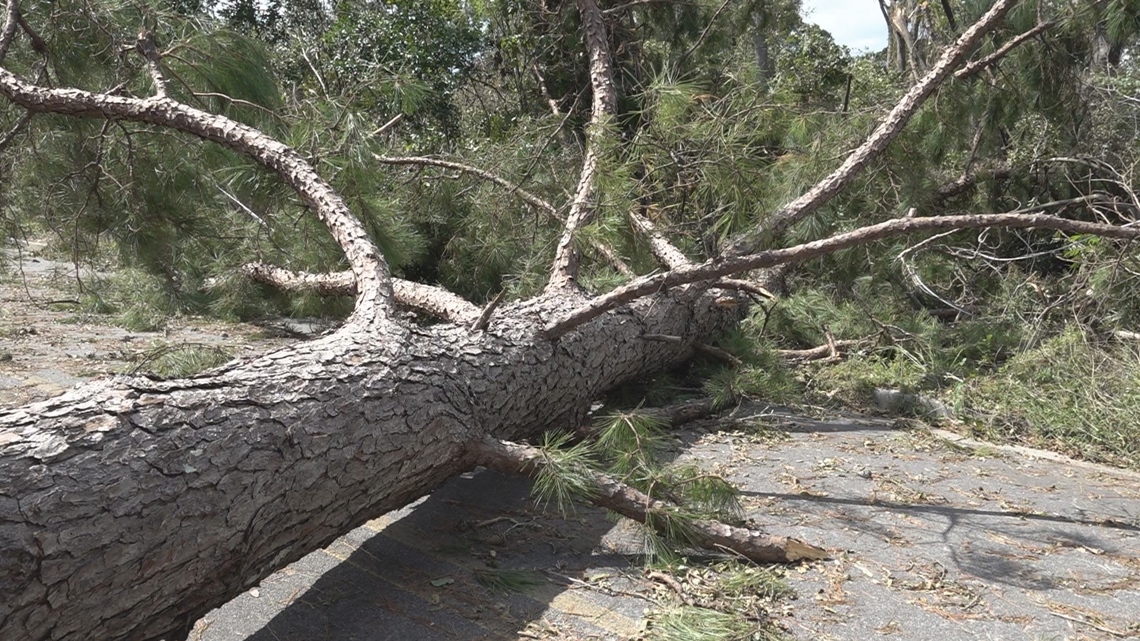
left=547, top=0, right=619, bottom=292
left=954, top=21, right=1053, bottom=80
left=469, top=436, right=827, bottom=563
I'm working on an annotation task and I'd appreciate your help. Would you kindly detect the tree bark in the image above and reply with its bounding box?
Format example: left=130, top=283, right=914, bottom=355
left=0, top=293, right=742, bottom=641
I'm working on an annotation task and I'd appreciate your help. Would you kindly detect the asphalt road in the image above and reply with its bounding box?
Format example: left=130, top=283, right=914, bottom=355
left=191, top=406, right=1140, bottom=640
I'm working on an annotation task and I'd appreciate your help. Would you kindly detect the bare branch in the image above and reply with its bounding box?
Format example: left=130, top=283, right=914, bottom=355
left=0, top=106, right=30, bottom=153
left=547, top=0, right=619, bottom=292
left=369, top=113, right=402, bottom=138
left=954, top=21, right=1053, bottom=80
left=376, top=154, right=635, bottom=277
left=532, top=62, right=561, bottom=117
left=630, top=210, right=689, bottom=269
left=933, top=164, right=1012, bottom=204
left=631, top=206, right=775, bottom=299
left=0, top=45, right=394, bottom=325
left=778, top=339, right=858, bottom=362
left=135, top=31, right=170, bottom=98
left=471, top=289, right=506, bottom=332
left=713, top=278, right=775, bottom=300
left=13, top=9, right=41, bottom=53
left=728, top=0, right=1019, bottom=255
left=468, top=436, right=828, bottom=563
left=679, top=0, right=734, bottom=62
left=545, top=206, right=1140, bottom=338
left=237, top=263, right=480, bottom=325
left=374, top=154, right=558, bottom=215
left=0, top=0, right=18, bottom=65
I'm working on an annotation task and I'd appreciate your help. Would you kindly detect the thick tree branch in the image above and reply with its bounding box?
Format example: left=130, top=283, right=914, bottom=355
left=631, top=210, right=774, bottom=299
left=727, top=0, right=1019, bottom=255
left=0, top=0, right=17, bottom=65
left=468, top=436, right=827, bottom=563
left=547, top=0, right=619, bottom=292
left=134, top=31, right=170, bottom=98
left=630, top=210, right=690, bottom=270
left=545, top=208, right=1140, bottom=338
left=954, top=21, right=1053, bottom=80
left=375, top=154, right=634, bottom=276
left=237, top=263, right=480, bottom=325
left=0, top=35, right=394, bottom=326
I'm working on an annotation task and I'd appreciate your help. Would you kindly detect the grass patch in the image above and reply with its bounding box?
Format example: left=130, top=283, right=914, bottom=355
left=648, top=605, right=786, bottom=641
left=646, top=561, right=793, bottom=641
left=951, top=328, right=1140, bottom=470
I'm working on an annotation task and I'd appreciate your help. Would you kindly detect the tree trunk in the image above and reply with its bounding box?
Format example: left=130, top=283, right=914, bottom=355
left=0, top=292, right=739, bottom=641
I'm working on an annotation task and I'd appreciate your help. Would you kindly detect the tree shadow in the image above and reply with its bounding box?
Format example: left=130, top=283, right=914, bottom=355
left=743, top=490, right=1137, bottom=590
left=202, top=469, right=651, bottom=641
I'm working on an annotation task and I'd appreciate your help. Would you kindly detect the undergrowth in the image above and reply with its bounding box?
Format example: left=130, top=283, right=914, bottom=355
left=704, top=285, right=1140, bottom=471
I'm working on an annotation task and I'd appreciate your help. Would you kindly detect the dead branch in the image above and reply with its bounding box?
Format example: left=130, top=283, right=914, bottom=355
left=545, top=210, right=1140, bottom=338
left=778, top=339, right=858, bottom=362
left=630, top=210, right=774, bottom=299
left=471, top=290, right=506, bottom=332
left=713, top=278, right=775, bottom=300
left=933, top=164, right=1013, bottom=204
left=236, top=263, right=480, bottom=324
left=954, top=21, right=1053, bottom=80
left=0, top=105, right=30, bottom=153
left=469, top=436, right=828, bottom=563
left=630, top=209, right=690, bottom=269
left=547, top=0, right=619, bottom=292
left=728, top=0, right=1019, bottom=255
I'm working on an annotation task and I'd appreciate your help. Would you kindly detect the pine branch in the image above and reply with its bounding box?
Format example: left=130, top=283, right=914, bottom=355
left=135, top=31, right=170, bottom=98
left=954, top=21, right=1054, bottom=80
left=0, top=0, right=18, bottom=65
left=727, top=0, right=1020, bottom=255
left=545, top=204, right=1140, bottom=338
left=235, top=263, right=480, bottom=325
left=630, top=210, right=774, bottom=300
left=630, top=210, right=689, bottom=269
left=0, top=26, right=394, bottom=326
left=469, top=436, right=827, bottom=563
left=547, top=0, right=619, bottom=292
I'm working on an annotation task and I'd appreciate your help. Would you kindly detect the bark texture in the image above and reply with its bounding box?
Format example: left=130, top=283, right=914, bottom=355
left=0, top=294, right=741, bottom=641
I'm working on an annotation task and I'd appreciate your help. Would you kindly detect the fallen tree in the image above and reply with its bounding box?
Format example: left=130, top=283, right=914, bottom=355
left=2, top=0, right=1129, bottom=639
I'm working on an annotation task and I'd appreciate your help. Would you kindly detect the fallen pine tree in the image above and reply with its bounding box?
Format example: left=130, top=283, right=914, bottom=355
left=2, top=0, right=1130, bottom=639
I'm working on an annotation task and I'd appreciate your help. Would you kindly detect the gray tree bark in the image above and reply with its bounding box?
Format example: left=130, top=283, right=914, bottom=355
left=0, top=293, right=740, bottom=641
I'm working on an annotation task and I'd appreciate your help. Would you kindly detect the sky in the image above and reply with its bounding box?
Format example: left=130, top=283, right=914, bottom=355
left=801, top=0, right=888, bottom=52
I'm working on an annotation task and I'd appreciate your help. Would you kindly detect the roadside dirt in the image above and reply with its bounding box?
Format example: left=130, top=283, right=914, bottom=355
left=0, top=243, right=303, bottom=406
